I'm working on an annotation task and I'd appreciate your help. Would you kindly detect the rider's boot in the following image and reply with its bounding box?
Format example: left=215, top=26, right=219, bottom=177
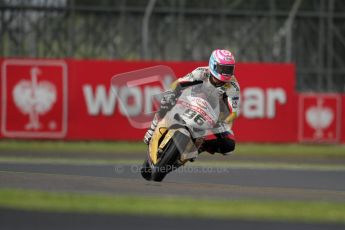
left=143, top=114, right=159, bottom=145
left=197, top=143, right=215, bottom=155
left=198, top=141, right=216, bottom=155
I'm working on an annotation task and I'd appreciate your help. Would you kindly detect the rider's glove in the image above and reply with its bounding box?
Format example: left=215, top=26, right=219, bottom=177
left=217, top=87, right=226, bottom=97
left=160, top=90, right=177, bottom=111
left=212, top=121, right=227, bottom=134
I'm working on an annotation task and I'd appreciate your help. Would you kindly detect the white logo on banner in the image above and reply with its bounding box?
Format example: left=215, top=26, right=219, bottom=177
left=12, top=67, right=57, bottom=130
left=306, top=98, right=334, bottom=138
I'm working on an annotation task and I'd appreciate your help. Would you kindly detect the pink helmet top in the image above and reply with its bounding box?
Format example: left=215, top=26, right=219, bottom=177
left=209, top=49, right=236, bottom=82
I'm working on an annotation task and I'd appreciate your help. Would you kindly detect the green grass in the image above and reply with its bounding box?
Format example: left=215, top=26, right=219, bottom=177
left=236, top=143, right=345, bottom=158
left=0, top=140, right=146, bottom=153
left=0, top=188, right=344, bottom=224
left=0, top=141, right=345, bottom=158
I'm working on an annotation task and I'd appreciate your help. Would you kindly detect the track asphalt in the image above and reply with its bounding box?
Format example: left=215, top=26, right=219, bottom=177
left=0, top=162, right=344, bottom=201
left=1, top=208, right=344, bottom=230
left=1, top=151, right=344, bottom=229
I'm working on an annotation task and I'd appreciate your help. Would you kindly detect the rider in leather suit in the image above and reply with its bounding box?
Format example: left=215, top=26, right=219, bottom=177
left=144, top=49, right=240, bottom=155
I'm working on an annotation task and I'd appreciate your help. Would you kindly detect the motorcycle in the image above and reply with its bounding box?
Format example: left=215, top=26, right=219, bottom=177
left=141, top=80, right=220, bottom=182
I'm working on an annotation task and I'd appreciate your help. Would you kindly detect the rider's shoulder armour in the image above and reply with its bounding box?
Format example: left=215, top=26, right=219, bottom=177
left=178, top=66, right=209, bottom=83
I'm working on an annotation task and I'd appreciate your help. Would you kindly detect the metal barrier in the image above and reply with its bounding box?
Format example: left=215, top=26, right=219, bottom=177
left=1, top=0, right=345, bottom=92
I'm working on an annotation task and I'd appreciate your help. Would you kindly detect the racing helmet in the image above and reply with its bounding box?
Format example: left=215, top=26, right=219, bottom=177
left=209, top=49, right=235, bottom=87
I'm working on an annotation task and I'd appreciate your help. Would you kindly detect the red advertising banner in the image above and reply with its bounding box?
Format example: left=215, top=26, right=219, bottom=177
left=66, top=60, right=202, bottom=140
left=1, top=59, right=68, bottom=138
left=233, top=63, right=297, bottom=142
left=298, top=94, right=342, bottom=143
left=0, top=58, right=343, bottom=143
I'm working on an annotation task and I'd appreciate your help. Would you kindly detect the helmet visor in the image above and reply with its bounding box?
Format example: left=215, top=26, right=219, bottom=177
left=214, top=64, right=234, bottom=76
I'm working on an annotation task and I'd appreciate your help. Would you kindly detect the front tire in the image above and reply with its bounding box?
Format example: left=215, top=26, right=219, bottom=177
left=151, top=131, right=190, bottom=182
left=140, top=157, right=152, bottom=181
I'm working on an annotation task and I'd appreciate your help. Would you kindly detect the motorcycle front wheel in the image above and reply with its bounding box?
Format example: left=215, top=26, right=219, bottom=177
left=141, top=157, right=152, bottom=181
left=151, top=131, right=190, bottom=182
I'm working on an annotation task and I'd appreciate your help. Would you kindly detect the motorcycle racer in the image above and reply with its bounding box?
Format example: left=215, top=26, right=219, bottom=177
left=144, top=49, right=240, bottom=155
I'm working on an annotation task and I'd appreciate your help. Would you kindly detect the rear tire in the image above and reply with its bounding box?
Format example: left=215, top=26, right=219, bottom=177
left=151, top=131, right=190, bottom=182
